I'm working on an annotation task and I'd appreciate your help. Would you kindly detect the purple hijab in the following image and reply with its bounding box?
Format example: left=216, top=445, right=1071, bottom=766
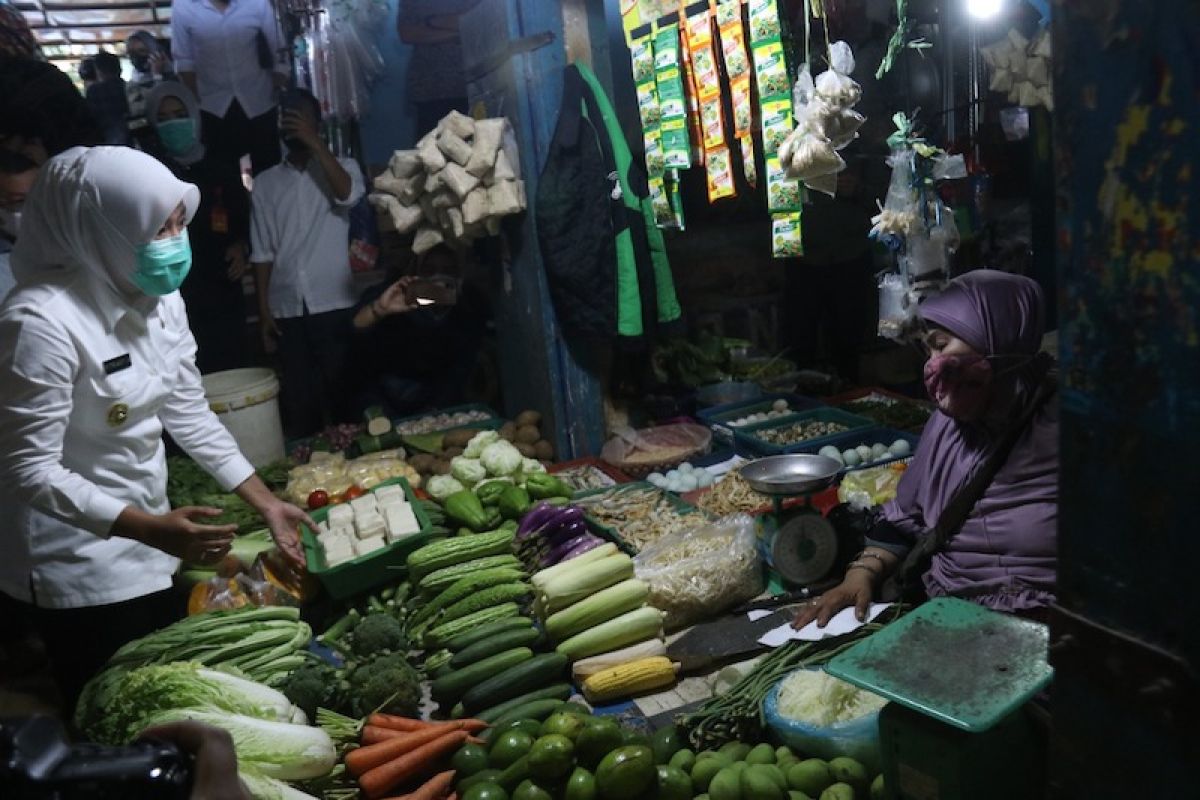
left=869, top=270, right=1058, bottom=612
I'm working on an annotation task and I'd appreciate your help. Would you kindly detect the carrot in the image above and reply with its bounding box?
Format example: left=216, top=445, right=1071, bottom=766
left=347, top=725, right=457, bottom=777
left=403, top=769, right=457, bottom=800
left=362, top=725, right=408, bottom=745
left=368, top=714, right=489, bottom=734
left=359, top=731, right=467, bottom=799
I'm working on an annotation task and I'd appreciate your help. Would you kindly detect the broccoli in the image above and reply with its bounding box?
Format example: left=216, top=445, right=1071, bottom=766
left=349, top=613, right=406, bottom=657
left=280, top=661, right=343, bottom=720
left=346, top=652, right=421, bottom=718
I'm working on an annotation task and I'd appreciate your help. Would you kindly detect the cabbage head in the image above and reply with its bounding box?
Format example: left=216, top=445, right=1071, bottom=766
left=480, top=441, right=523, bottom=477
left=450, top=456, right=487, bottom=486
left=464, top=430, right=500, bottom=459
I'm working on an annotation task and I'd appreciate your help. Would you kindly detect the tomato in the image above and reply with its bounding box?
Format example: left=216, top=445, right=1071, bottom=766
left=307, top=490, right=330, bottom=510
left=342, top=485, right=366, bottom=501
left=413, top=488, right=432, bottom=501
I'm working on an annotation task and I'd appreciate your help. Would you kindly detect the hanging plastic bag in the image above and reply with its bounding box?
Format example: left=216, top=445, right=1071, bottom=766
left=634, top=514, right=764, bottom=631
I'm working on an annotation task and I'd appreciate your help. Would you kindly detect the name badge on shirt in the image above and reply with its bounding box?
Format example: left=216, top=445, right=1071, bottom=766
left=211, top=204, right=229, bottom=234
left=103, top=354, right=132, bottom=375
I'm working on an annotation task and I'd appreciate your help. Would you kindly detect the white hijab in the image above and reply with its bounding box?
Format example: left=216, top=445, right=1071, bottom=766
left=11, top=146, right=199, bottom=299
left=145, top=81, right=207, bottom=166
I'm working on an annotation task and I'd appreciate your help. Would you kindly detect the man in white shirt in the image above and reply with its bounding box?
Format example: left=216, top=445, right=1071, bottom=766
left=252, top=88, right=364, bottom=437
left=171, top=0, right=288, bottom=174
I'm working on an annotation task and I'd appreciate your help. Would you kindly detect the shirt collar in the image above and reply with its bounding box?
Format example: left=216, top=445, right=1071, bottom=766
left=81, top=271, right=154, bottom=333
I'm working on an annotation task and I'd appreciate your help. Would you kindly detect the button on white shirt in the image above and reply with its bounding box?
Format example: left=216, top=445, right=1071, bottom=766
left=171, top=0, right=287, bottom=119
left=0, top=272, right=255, bottom=608
left=250, top=156, right=364, bottom=318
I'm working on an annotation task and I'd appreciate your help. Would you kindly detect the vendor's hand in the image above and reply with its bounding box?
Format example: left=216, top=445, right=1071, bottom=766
left=791, top=570, right=874, bottom=630
left=259, top=312, right=279, bottom=354
left=139, top=720, right=250, bottom=800
left=280, top=108, right=322, bottom=152
left=148, top=51, right=170, bottom=77
left=225, top=242, right=248, bottom=281
left=258, top=498, right=314, bottom=571
left=125, top=507, right=238, bottom=564
left=375, top=276, right=418, bottom=317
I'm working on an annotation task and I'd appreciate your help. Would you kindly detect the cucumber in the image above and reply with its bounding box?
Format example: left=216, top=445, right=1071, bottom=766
left=444, top=615, right=536, bottom=653
left=432, top=647, right=534, bottom=705
left=476, top=683, right=575, bottom=724
left=450, top=625, right=543, bottom=669
left=482, top=700, right=568, bottom=741
left=461, top=652, right=570, bottom=714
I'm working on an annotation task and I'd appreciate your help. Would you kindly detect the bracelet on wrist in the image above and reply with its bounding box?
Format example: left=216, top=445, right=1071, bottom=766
left=855, top=550, right=887, bottom=566
left=846, top=561, right=882, bottom=578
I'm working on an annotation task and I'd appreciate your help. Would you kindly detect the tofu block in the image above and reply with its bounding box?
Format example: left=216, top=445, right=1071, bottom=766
left=430, top=187, right=457, bottom=209
left=327, top=504, right=354, bottom=526
left=373, top=173, right=406, bottom=196
left=317, top=520, right=330, bottom=535
left=374, top=485, right=406, bottom=504
left=413, top=226, right=444, bottom=255
left=492, top=149, right=516, bottom=182
left=354, top=535, right=388, bottom=556
left=322, top=537, right=355, bottom=566
left=488, top=180, right=524, bottom=217
left=355, top=511, right=385, bottom=537
left=350, top=494, right=378, bottom=515
left=440, top=109, right=476, bottom=140
left=418, top=134, right=447, bottom=171
left=465, top=118, right=504, bottom=177
left=370, top=193, right=422, bottom=235
left=385, top=504, right=421, bottom=540
left=388, top=149, right=422, bottom=178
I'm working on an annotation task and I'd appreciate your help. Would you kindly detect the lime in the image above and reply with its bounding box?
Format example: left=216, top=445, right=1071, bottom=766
left=708, top=766, right=742, bottom=800
left=462, top=784, right=510, bottom=800
left=512, top=779, right=553, bottom=800
left=775, top=746, right=796, bottom=763
left=656, top=764, right=693, bottom=800
left=787, top=759, right=833, bottom=796
left=595, top=745, right=656, bottom=799
left=788, top=792, right=814, bottom=800
left=576, top=717, right=624, bottom=770
left=620, top=727, right=652, bottom=749
left=490, top=730, right=535, bottom=769
left=564, top=767, right=597, bottom=800
left=650, top=725, right=684, bottom=764
left=691, top=754, right=729, bottom=794
left=541, top=710, right=588, bottom=741
left=669, top=747, right=696, bottom=774
left=503, top=719, right=545, bottom=739
left=453, top=743, right=491, bottom=779
left=742, top=764, right=786, bottom=800
left=719, top=741, right=752, bottom=762
left=746, top=743, right=776, bottom=765
left=828, top=758, right=869, bottom=794
left=870, top=773, right=886, bottom=800
left=528, top=734, right=576, bottom=782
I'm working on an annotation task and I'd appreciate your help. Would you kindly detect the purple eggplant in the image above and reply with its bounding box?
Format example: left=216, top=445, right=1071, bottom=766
left=517, top=502, right=558, bottom=538
left=545, top=531, right=603, bottom=565
left=556, top=535, right=606, bottom=564
left=547, top=519, right=590, bottom=546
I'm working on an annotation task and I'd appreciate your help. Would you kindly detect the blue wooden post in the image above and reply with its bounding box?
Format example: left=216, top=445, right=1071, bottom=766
left=458, top=0, right=606, bottom=461
left=1051, top=0, right=1200, bottom=794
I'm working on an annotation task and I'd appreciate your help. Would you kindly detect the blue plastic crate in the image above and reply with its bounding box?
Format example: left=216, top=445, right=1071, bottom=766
left=696, top=393, right=825, bottom=448
left=784, top=427, right=919, bottom=472
left=734, top=407, right=878, bottom=456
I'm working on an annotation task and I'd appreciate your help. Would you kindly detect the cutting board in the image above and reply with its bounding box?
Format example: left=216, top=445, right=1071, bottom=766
left=667, top=605, right=803, bottom=672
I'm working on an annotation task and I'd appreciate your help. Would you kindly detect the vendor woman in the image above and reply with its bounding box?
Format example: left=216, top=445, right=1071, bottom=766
left=0, top=146, right=313, bottom=705
left=796, top=270, right=1057, bottom=629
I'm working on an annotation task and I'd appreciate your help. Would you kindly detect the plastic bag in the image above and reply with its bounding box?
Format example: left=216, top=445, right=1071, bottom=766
left=634, top=514, right=763, bottom=631
left=837, top=463, right=908, bottom=510
left=600, top=423, right=712, bottom=475
left=877, top=272, right=916, bottom=341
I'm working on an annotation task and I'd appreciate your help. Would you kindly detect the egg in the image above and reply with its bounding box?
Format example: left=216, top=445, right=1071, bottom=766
left=680, top=475, right=699, bottom=491
left=842, top=449, right=862, bottom=466
left=856, top=445, right=874, bottom=462
left=818, top=445, right=845, bottom=465
left=871, top=443, right=889, bottom=459
left=648, top=472, right=664, bottom=483
left=679, top=462, right=694, bottom=473
left=772, top=399, right=789, bottom=412
left=889, top=439, right=912, bottom=457
left=698, top=471, right=715, bottom=488
left=666, top=469, right=680, bottom=481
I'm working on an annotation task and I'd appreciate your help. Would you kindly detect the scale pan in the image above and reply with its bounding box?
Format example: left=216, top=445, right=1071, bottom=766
left=741, top=454, right=842, bottom=496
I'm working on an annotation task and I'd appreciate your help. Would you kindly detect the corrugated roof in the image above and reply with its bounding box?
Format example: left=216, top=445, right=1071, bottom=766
left=14, top=0, right=170, bottom=63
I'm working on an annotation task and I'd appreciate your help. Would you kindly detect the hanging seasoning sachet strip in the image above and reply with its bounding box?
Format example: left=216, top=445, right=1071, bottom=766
left=685, top=3, right=735, bottom=202
left=715, top=0, right=757, bottom=187
left=655, top=22, right=693, bottom=171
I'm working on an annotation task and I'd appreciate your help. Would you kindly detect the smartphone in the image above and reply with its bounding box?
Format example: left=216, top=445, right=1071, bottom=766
left=405, top=278, right=458, bottom=307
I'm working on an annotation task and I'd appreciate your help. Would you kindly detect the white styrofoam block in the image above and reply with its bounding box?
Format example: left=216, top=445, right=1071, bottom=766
left=355, top=535, right=388, bottom=556
left=327, top=504, right=354, bottom=526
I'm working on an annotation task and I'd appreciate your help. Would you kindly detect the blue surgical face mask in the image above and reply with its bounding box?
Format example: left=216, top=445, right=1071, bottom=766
left=134, top=229, right=192, bottom=295
left=157, top=118, right=197, bottom=156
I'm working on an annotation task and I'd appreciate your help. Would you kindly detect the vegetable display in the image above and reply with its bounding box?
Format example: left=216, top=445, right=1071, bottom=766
left=284, top=450, right=422, bottom=507
left=775, top=670, right=889, bottom=726
left=166, top=456, right=291, bottom=529
left=574, top=484, right=705, bottom=552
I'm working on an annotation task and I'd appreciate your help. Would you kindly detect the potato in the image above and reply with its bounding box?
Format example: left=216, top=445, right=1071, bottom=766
left=443, top=446, right=464, bottom=458
left=515, top=410, right=542, bottom=428
left=499, top=421, right=517, bottom=442
left=515, top=442, right=537, bottom=458
left=432, top=458, right=452, bottom=475
left=515, top=425, right=540, bottom=444
left=533, top=440, right=554, bottom=460
left=442, top=428, right=476, bottom=448
left=410, top=453, right=435, bottom=471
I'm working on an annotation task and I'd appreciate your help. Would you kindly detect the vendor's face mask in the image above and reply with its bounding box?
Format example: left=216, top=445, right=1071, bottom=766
left=923, top=353, right=994, bottom=421
left=134, top=229, right=192, bottom=295
left=157, top=118, right=197, bottom=156
left=130, top=54, right=151, bottom=73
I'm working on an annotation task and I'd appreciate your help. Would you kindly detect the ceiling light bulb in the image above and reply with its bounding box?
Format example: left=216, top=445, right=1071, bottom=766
left=967, top=0, right=1004, bottom=19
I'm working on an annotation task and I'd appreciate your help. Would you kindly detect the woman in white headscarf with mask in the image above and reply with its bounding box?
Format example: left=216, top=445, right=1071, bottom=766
left=0, top=146, right=313, bottom=706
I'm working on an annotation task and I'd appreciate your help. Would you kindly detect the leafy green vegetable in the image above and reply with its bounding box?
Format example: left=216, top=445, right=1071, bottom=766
left=166, top=456, right=294, bottom=529
left=480, top=441, right=523, bottom=477
left=344, top=651, right=422, bottom=718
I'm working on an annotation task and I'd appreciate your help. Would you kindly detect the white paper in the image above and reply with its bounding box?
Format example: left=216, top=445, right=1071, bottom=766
left=747, top=609, right=774, bottom=622
left=757, top=603, right=892, bottom=647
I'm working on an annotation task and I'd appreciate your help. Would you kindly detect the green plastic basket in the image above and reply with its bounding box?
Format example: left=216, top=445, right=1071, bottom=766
left=300, top=477, right=436, bottom=600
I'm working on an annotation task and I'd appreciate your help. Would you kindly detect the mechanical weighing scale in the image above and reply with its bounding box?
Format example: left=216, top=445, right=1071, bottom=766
left=740, top=455, right=867, bottom=595
left=826, top=597, right=1054, bottom=800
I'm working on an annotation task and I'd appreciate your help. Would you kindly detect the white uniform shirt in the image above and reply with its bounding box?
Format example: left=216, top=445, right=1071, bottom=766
left=0, top=272, right=254, bottom=608
left=250, top=156, right=364, bottom=318
left=171, top=0, right=288, bottom=119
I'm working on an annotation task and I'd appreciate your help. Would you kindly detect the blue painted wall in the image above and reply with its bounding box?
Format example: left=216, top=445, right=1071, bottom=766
left=360, top=0, right=417, bottom=166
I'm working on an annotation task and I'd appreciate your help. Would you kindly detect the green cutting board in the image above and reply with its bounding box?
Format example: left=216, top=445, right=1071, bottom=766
left=826, top=597, right=1053, bottom=732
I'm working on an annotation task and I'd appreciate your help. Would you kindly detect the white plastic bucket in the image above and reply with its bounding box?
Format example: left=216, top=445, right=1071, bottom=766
left=201, top=368, right=285, bottom=467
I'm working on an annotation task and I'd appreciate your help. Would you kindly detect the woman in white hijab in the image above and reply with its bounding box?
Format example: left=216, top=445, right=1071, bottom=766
left=0, top=146, right=312, bottom=706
